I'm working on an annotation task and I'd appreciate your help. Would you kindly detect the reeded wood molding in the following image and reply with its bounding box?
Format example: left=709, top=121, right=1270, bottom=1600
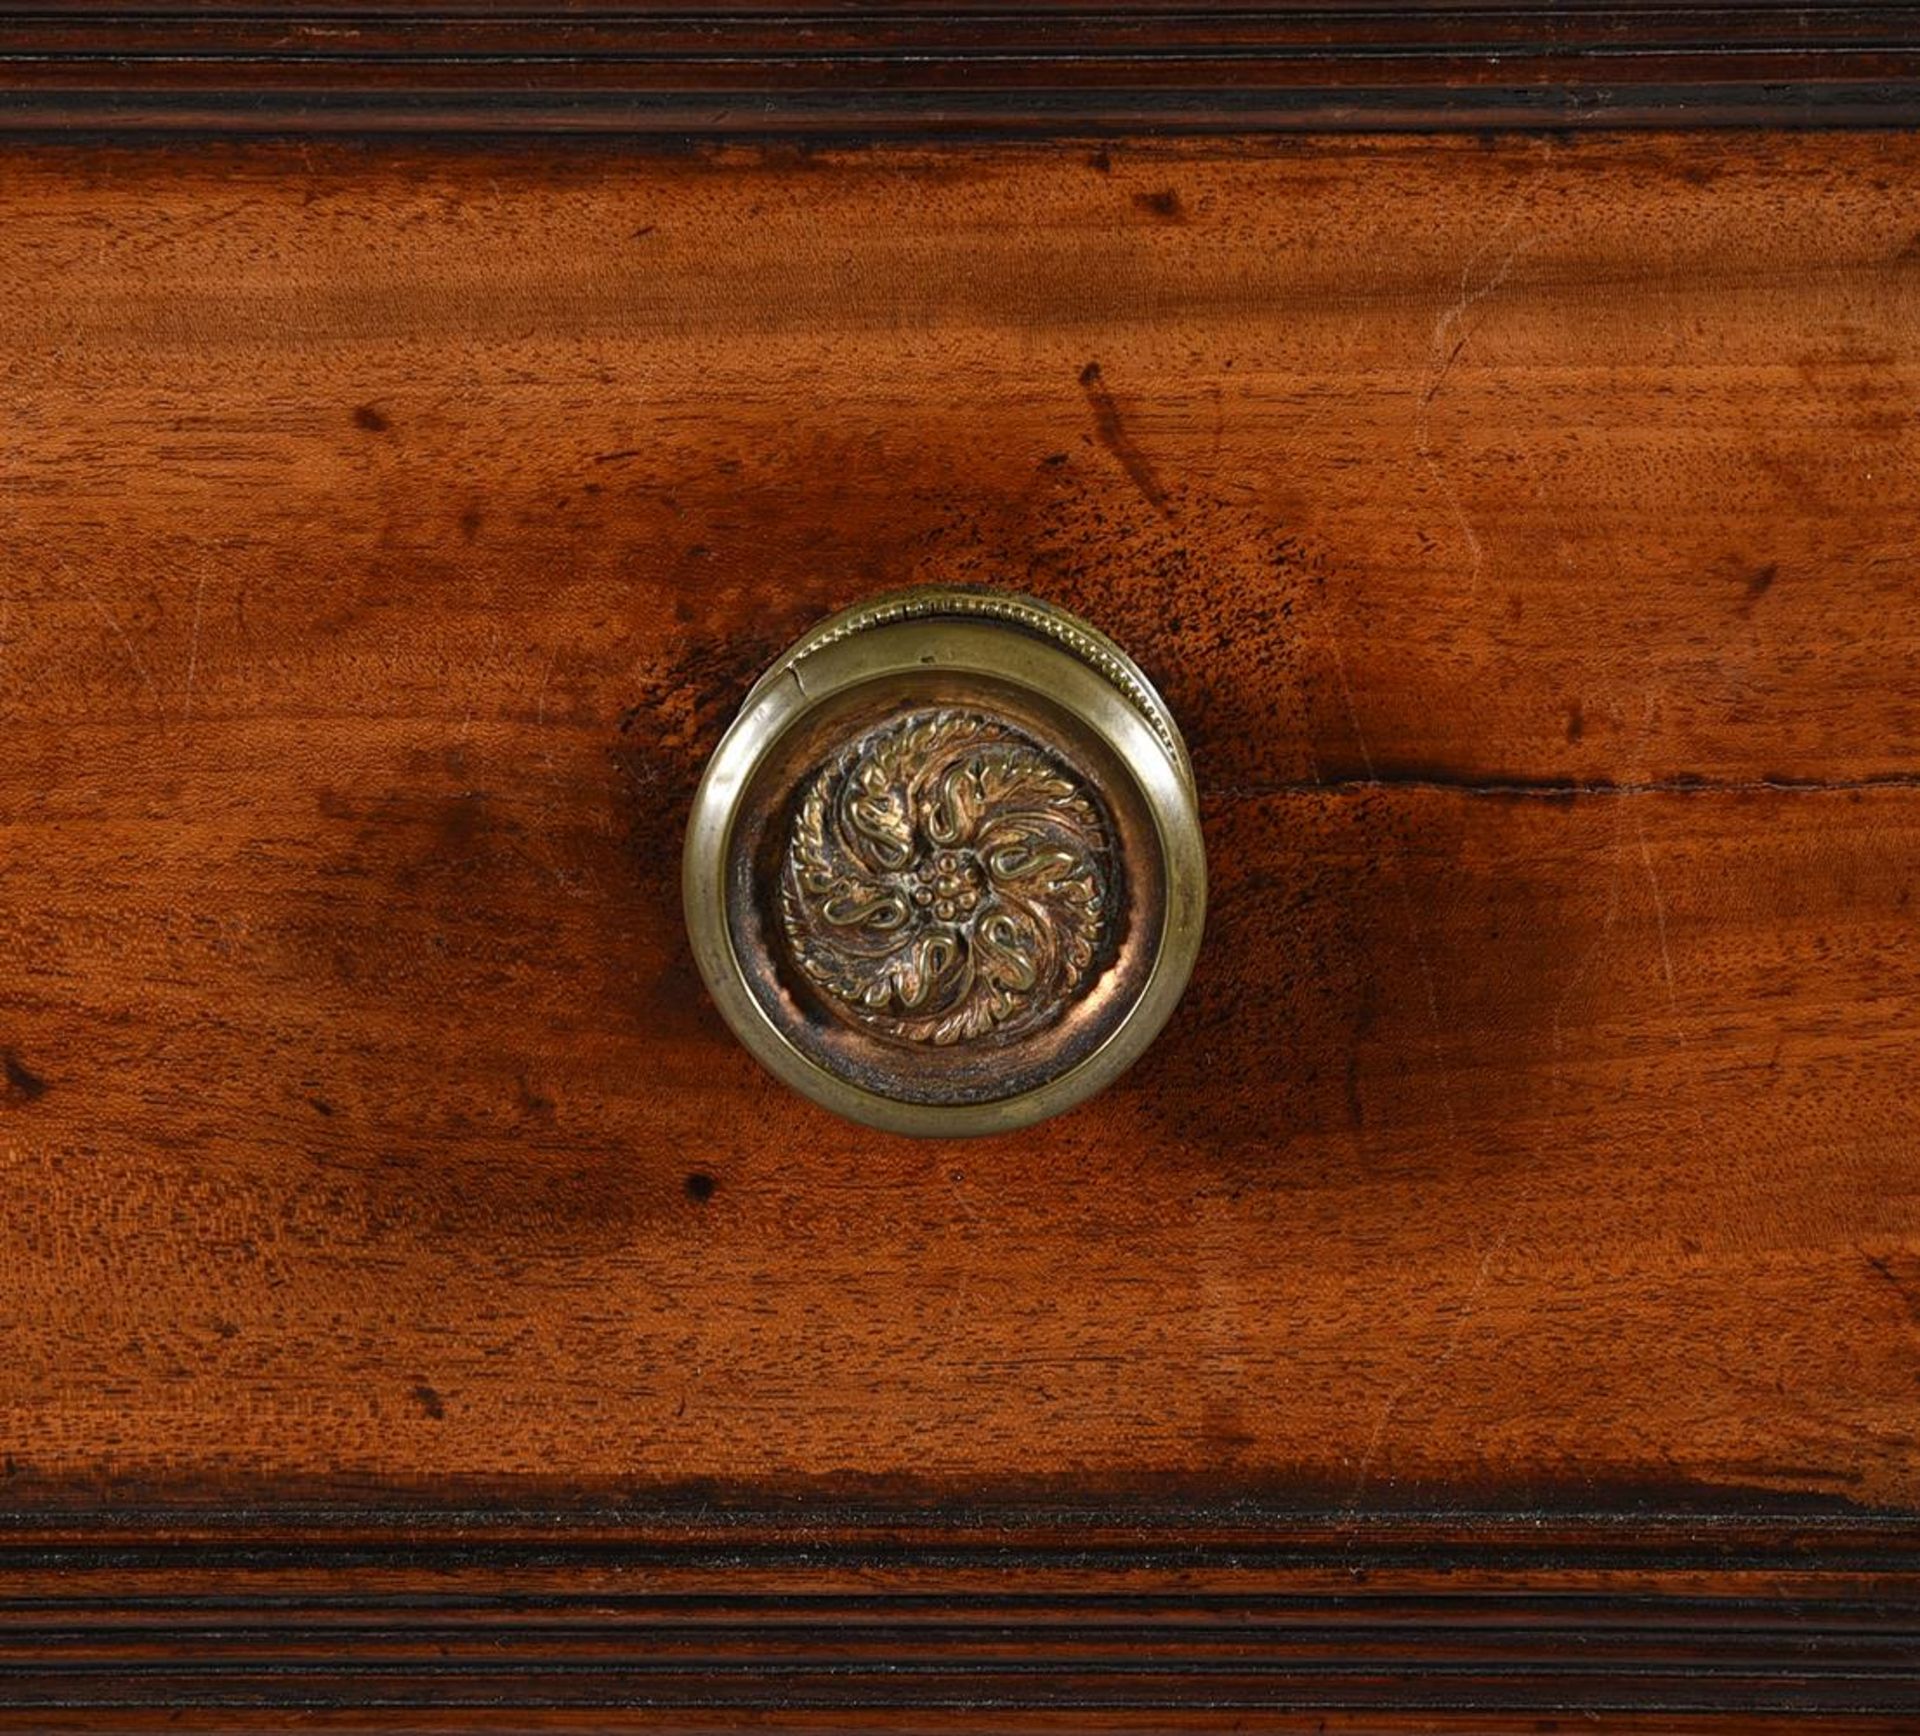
left=4, top=3, right=1920, bottom=133
left=1, top=1509, right=1917, bottom=1722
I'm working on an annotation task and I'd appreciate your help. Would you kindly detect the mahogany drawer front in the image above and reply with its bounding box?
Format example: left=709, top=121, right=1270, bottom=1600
left=3, top=19, right=1920, bottom=1724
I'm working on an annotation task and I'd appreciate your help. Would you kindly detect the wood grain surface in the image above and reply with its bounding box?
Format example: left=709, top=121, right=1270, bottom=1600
left=2, top=129, right=1920, bottom=1719
left=3, top=130, right=1919, bottom=1513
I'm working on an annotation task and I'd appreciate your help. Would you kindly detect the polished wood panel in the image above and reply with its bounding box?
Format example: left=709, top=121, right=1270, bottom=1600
left=1, top=128, right=1918, bottom=1717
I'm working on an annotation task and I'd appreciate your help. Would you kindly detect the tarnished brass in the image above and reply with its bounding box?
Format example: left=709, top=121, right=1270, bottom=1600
left=682, top=588, right=1205, bottom=1135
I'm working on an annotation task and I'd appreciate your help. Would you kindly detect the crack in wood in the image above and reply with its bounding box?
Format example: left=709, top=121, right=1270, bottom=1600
left=1205, top=773, right=1920, bottom=801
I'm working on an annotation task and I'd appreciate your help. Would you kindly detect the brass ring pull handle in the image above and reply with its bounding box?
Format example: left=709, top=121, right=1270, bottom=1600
left=682, top=588, right=1205, bottom=1135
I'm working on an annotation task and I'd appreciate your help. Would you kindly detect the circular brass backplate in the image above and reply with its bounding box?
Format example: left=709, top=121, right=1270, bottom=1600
left=682, top=588, right=1205, bottom=1135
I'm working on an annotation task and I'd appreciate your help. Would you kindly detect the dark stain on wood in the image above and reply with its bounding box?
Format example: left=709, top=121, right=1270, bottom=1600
left=1, top=1050, right=47, bottom=1104
left=1863, top=1249, right=1920, bottom=1328
left=1077, top=359, right=1173, bottom=521
left=1740, top=560, right=1780, bottom=613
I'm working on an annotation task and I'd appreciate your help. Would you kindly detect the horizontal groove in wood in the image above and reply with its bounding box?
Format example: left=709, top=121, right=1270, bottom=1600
left=4, top=91, right=1920, bottom=137
left=1, top=4, right=1919, bottom=128
left=0, top=1520, right=1909, bottom=1711
left=0, top=1516, right=1909, bottom=1710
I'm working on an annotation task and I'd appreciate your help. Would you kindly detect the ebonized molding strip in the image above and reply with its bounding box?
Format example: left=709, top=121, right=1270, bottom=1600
left=0, top=1513, right=1914, bottom=1718
left=2, top=3, right=1920, bottom=132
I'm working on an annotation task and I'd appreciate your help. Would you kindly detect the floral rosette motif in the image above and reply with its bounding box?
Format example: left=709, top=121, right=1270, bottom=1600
left=780, top=709, right=1113, bottom=1047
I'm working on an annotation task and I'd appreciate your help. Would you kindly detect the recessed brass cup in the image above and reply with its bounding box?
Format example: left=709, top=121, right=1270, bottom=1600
left=682, top=588, right=1205, bottom=1135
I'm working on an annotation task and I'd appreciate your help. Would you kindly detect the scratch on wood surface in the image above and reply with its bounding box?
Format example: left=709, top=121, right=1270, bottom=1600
left=533, top=643, right=559, bottom=731
left=939, top=1269, right=975, bottom=1350
left=1325, top=629, right=1456, bottom=1136
left=1550, top=795, right=1629, bottom=1093
left=1205, top=771, right=1920, bottom=800
left=180, top=571, right=206, bottom=725
left=1634, top=804, right=1681, bottom=1015
left=527, top=640, right=606, bottom=897
left=1349, top=1245, right=1497, bottom=1505
left=1414, top=150, right=1552, bottom=595
left=63, top=557, right=163, bottom=722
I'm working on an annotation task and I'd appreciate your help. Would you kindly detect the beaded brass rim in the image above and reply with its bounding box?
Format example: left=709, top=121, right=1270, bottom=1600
left=682, top=587, right=1206, bottom=1136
